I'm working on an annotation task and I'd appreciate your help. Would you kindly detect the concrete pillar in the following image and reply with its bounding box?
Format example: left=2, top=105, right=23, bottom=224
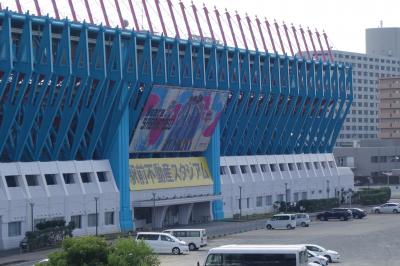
left=178, top=204, right=193, bottom=225
left=109, top=88, right=133, bottom=232
left=205, top=122, right=224, bottom=220
left=153, top=206, right=168, bottom=229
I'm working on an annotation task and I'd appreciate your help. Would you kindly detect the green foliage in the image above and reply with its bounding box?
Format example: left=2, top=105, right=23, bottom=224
left=22, top=221, right=74, bottom=252
left=108, top=238, right=160, bottom=266
left=352, top=187, right=391, bottom=205
left=296, top=198, right=340, bottom=212
left=44, top=236, right=160, bottom=266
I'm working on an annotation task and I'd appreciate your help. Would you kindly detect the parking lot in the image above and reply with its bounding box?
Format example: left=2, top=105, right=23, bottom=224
left=160, top=213, right=400, bottom=266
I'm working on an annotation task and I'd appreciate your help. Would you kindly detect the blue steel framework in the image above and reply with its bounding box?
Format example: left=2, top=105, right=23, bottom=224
left=0, top=10, right=352, bottom=231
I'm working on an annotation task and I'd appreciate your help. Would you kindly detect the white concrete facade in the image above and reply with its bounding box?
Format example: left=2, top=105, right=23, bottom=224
left=0, top=160, right=120, bottom=250
left=220, top=153, right=354, bottom=218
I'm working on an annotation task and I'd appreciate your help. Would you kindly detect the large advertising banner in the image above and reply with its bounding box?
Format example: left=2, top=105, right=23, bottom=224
left=129, top=157, right=213, bottom=191
left=129, top=85, right=228, bottom=153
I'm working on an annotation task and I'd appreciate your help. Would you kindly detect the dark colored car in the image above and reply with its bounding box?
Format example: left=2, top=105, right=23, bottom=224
left=332, top=207, right=367, bottom=219
left=316, top=209, right=352, bottom=221
left=348, top=208, right=367, bottom=219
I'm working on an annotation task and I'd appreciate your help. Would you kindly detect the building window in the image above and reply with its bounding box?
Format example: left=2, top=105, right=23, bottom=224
left=5, top=175, right=19, bottom=187
left=321, top=162, right=327, bottom=169
left=8, top=221, right=21, bottom=237
left=305, top=162, right=311, bottom=170
left=104, top=212, right=114, bottom=225
left=266, top=195, right=273, bottom=206
left=45, top=174, right=57, bottom=185
left=88, top=214, right=98, bottom=227
left=240, top=165, right=248, bottom=174
left=26, top=175, right=39, bottom=186
left=250, top=165, right=257, bottom=173
left=279, top=163, right=286, bottom=171
left=276, top=194, right=284, bottom=202
left=296, top=163, right=302, bottom=170
left=220, top=166, right=227, bottom=175
left=229, top=166, right=237, bottom=175
left=81, top=173, right=92, bottom=183
left=70, top=215, right=82, bottom=229
left=260, top=164, right=268, bottom=173
left=270, top=164, right=277, bottom=172
left=256, top=196, right=263, bottom=207
left=328, top=161, right=334, bottom=168
left=97, top=172, right=108, bottom=182
left=63, top=173, right=75, bottom=184
left=288, top=163, right=294, bottom=171
left=246, top=198, right=250, bottom=208
left=313, top=162, right=319, bottom=169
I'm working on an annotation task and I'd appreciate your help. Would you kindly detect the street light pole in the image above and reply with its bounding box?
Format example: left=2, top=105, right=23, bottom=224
left=30, top=202, right=34, bottom=232
left=326, top=180, right=330, bottom=198
left=152, top=192, right=156, bottom=229
left=239, top=186, right=242, bottom=219
left=94, top=197, right=99, bottom=236
left=284, top=182, right=288, bottom=213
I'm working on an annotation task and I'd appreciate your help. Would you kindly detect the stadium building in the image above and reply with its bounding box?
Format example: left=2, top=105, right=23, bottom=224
left=0, top=1, right=353, bottom=249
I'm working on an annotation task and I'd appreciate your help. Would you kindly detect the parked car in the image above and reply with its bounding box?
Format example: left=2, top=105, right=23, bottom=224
left=304, top=244, right=340, bottom=263
left=348, top=208, right=367, bottom=219
left=316, top=209, right=351, bottom=221
left=296, top=213, right=311, bottom=227
left=163, top=229, right=207, bottom=251
left=372, top=202, right=400, bottom=214
left=307, top=250, right=329, bottom=266
left=136, top=232, right=189, bottom=255
left=266, top=214, right=296, bottom=230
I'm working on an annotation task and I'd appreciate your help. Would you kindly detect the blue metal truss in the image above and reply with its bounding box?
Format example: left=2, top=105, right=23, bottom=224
left=0, top=10, right=353, bottom=228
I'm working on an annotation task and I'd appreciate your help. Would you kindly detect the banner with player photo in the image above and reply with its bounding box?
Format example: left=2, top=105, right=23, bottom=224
left=130, top=85, right=228, bottom=153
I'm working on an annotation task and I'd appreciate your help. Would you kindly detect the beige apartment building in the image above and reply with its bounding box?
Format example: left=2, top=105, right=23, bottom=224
left=379, top=77, right=400, bottom=139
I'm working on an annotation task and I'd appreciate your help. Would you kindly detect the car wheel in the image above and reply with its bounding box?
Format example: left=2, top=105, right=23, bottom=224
left=393, top=209, right=398, bottom=214
left=266, top=224, right=272, bottom=230
left=340, top=216, right=345, bottom=221
left=172, top=247, right=180, bottom=255
left=375, top=209, right=380, bottom=214
left=301, top=222, right=306, bottom=227
left=353, top=214, right=359, bottom=219
left=324, top=216, right=328, bottom=221
left=188, top=243, right=196, bottom=251
left=324, top=255, right=332, bottom=263
left=319, top=216, right=324, bottom=221
left=286, top=224, right=292, bottom=229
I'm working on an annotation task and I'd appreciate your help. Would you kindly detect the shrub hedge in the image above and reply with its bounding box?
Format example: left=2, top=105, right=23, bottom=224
left=352, top=187, right=391, bottom=205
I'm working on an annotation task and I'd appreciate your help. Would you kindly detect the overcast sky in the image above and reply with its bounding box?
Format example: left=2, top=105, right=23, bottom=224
left=2, top=0, right=399, bottom=53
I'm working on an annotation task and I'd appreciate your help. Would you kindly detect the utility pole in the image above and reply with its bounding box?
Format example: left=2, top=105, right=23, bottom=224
left=284, top=182, right=288, bottom=213
left=152, top=192, right=156, bottom=229
left=94, top=197, right=99, bottom=236
left=326, top=180, right=330, bottom=198
left=30, top=202, right=34, bottom=232
left=239, top=186, right=242, bottom=219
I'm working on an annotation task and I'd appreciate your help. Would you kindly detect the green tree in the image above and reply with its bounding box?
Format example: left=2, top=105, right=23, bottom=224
left=43, top=236, right=160, bottom=266
left=46, top=236, right=109, bottom=266
left=108, top=238, right=160, bottom=266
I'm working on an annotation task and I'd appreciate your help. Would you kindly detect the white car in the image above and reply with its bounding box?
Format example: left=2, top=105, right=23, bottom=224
left=305, top=244, right=340, bottom=263
left=296, top=213, right=311, bottom=227
left=372, top=202, right=400, bottom=214
left=308, top=250, right=329, bottom=266
left=266, top=214, right=296, bottom=230
left=136, top=232, right=189, bottom=255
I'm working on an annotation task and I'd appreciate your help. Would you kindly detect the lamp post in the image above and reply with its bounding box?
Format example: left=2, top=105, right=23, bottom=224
left=152, top=192, right=156, bottom=229
left=284, top=182, right=288, bottom=213
left=239, top=186, right=242, bottom=219
left=326, top=180, right=330, bottom=198
left=29, top=202, right=34, bottom=232
left=94, top=197, right=99, bottom=236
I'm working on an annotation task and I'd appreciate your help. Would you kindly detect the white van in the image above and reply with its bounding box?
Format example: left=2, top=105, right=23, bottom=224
left=163, top=229, right=207, bottom=251
left=136, top=232, right=189, bottom=255
left=266, top=214, right=297, bottom=230
left=203, top=244, right=308, bottom=266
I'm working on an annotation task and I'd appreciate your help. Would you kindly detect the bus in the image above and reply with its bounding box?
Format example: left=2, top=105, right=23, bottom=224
left=204, top=244, right=309, bottom=266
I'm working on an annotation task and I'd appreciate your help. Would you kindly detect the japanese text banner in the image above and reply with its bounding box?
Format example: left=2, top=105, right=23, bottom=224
left=129, top=157, right=213, bottom=191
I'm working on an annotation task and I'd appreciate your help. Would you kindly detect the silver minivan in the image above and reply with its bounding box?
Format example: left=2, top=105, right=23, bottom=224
left=266, top=214, right=296, bottom=230
left=295, top=213, right=311, bottom=227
